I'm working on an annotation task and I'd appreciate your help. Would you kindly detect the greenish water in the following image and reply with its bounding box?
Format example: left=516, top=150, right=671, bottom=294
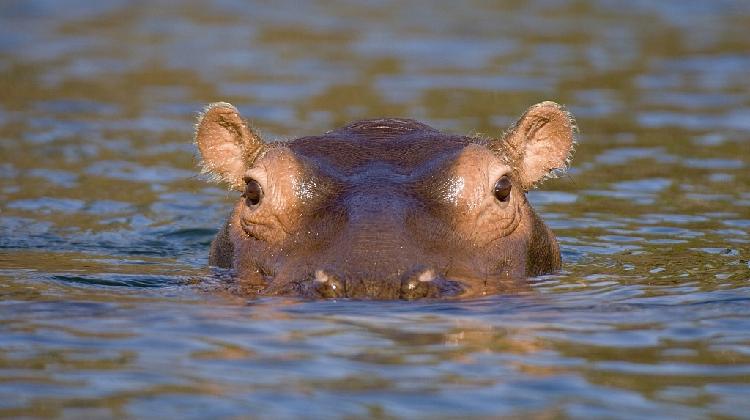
left=1, top=0, right=749, bottom=418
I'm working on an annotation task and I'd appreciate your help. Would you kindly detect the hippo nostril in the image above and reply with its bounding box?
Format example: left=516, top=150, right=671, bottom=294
left=400, top=268, right=439, bottom=300
left=417, top=269, right=436, bottom=283
left=311, top=270, right=345, bottom=298
left=314, top=270, right=329, bottom=284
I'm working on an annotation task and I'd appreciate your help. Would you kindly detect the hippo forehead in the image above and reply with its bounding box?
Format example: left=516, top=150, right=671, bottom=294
left=287, top=118, right=479, bottom=176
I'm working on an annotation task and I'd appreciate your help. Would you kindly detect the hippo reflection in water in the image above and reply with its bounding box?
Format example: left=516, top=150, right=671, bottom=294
left=195, top=101, right=576, bottom=299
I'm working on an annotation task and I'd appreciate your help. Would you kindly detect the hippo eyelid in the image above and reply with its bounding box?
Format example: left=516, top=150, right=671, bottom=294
left=493, top=175, right=512, bottom=203
left=242, top=177, right=263, bottom=207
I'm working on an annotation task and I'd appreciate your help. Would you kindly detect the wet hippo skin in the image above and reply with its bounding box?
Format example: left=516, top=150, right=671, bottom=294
left=195, top=101, right=576, bottom=299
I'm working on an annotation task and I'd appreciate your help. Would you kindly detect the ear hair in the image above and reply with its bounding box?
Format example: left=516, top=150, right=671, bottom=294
left=194, top=102, right=266, bottom=190
left=494, top=101, right=577, bottom=190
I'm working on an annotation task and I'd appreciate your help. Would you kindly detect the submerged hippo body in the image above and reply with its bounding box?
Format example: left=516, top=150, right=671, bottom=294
left=195, top=101, right=576, bottom=299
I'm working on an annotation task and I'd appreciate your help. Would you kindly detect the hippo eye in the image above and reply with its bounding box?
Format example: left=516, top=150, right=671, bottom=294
left=493, top=175, right=512, bottom=203
left=242, top=177, right=263, bottom=207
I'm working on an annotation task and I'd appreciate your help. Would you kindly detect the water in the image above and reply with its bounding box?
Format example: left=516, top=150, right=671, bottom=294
left=1, top=0, right=749, bottom=417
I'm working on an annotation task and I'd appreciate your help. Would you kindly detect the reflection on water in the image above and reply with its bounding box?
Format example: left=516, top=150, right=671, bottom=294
left=1, top=0, right=749, bottom=417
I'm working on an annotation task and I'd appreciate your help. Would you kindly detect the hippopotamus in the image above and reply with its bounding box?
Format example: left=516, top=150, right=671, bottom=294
left=195, top=101, right=576, bottom=299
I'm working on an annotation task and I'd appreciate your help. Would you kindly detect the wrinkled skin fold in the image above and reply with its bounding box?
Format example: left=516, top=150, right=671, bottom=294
left=195, top=101, right=576, bottom=299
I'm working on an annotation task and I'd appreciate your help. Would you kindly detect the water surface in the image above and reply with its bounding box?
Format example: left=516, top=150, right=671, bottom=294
left=1, top=0, right=749, bottom=418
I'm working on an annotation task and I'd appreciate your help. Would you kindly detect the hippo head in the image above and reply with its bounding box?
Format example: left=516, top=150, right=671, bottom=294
left=195, top=101, right=575, bottom=299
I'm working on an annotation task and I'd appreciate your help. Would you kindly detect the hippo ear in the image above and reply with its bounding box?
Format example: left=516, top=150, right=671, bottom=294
left=195, top=102, right=265, bottom=190
left=494, top=101, right=576, bottom=190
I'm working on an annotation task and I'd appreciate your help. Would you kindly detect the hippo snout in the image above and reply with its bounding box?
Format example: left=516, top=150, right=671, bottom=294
left=306, top=268, right=464, bottom=300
